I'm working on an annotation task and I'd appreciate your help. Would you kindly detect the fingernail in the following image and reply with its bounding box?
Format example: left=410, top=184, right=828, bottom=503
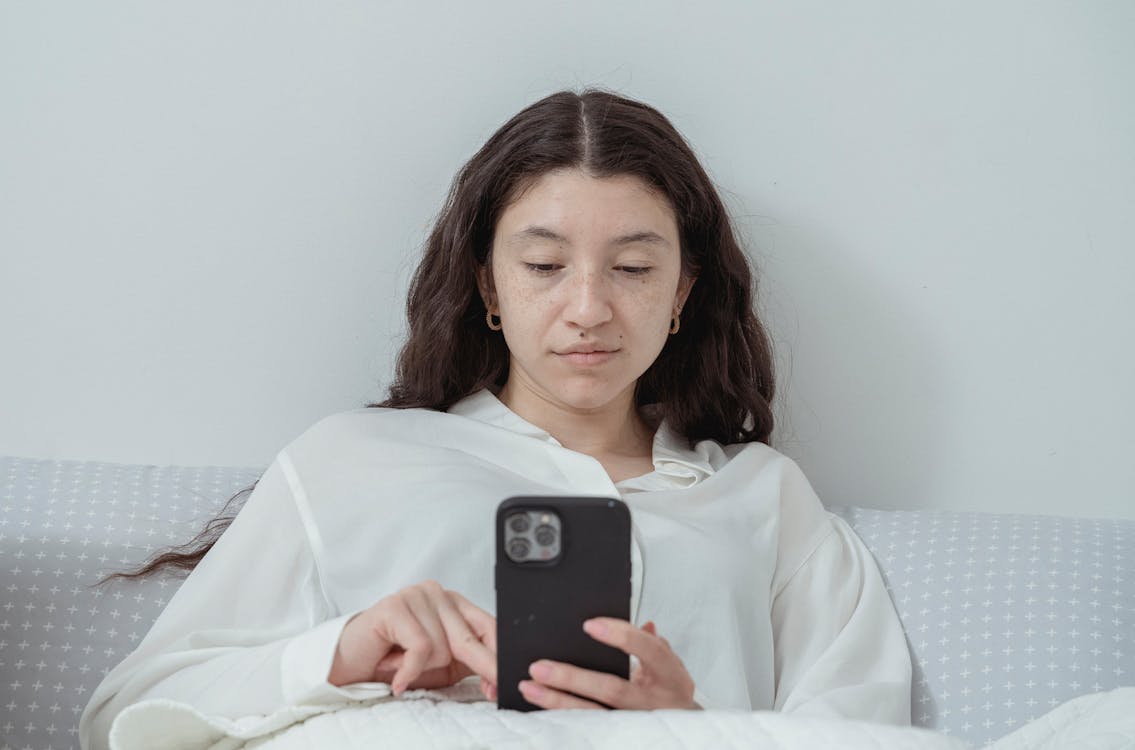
left=529, top=661, right=550, bottom=680
left=519, top=680, right=543, bottom=698
left=583, top=619, right=607, bottom=637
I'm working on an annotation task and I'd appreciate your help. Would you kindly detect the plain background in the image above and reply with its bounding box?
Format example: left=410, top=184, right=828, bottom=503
left=2, top=1, right=1132, bottom=519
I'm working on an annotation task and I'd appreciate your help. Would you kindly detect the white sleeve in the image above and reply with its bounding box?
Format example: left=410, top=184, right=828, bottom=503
left=770, top=512, right=913, bottom=725
left=78, top=450, right=385, bottom=750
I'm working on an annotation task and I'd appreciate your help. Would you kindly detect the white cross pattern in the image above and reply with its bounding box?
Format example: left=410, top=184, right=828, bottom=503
left=830, top=506, right=1133, bottom=748
left=1, top=456, right=263, bottom=750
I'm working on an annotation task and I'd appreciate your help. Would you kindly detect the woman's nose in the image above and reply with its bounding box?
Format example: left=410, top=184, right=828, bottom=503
left=563, top=271, right=614, bottom=330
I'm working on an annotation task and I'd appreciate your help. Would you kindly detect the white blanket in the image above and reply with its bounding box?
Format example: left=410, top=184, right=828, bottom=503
left=109, top=681, right=1135, bottom=750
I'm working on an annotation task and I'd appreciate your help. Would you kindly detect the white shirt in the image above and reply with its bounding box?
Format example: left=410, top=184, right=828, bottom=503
left=79, top=389, right=912, bottom=750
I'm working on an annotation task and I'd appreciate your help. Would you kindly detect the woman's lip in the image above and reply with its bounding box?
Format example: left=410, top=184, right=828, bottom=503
left=557, top=350, right=618, bottom=365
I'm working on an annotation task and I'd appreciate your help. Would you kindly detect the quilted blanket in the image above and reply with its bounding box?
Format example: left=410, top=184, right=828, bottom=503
left=107, top=680, right=1135, bottom=750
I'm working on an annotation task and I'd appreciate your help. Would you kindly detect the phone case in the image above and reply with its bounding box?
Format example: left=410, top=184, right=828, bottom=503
left=495, top=495, right=632, bottom=711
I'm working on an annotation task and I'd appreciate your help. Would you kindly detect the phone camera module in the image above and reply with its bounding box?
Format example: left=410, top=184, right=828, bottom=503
left=502, top=506, right=562, bottom=563
left=506, top=537, right=531, bottom=560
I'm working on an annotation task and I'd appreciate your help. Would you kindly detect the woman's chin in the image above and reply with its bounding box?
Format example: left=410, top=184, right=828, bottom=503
left=550, top=381, right=637, bottom=413
left=501, top=367, right=639, bottom=415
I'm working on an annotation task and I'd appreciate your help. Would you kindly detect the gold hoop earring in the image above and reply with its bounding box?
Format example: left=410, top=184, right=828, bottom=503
left=486, top=311, right=502, bottom=331
left=669, top=313, right=681, bottom=335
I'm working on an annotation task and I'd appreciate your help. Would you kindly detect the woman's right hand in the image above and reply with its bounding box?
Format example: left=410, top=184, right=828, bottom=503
left=328, top=580, right=498, bottom=700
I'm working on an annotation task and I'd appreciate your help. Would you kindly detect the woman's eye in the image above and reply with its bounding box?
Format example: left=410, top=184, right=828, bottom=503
left=524, top=263, right=560, bottom=274
left=618, top=266, right=652, bottom=276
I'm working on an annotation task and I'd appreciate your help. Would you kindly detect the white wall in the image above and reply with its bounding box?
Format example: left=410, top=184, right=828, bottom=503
left=2, top=1, right=1132, bottom=520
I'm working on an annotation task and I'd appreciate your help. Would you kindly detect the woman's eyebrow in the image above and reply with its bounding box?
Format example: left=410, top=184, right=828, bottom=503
left=508, top=225, right=671, bottom=247
left=613, top=231, right=670, bottom=247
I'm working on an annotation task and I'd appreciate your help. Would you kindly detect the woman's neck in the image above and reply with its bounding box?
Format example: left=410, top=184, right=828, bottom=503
left=497, top=380, right=654, bottom=459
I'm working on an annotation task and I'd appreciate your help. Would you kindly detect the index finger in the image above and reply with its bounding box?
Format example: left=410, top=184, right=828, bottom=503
left=434, top=590, right=497, bottom=684
left=583, top=617, right=669, bottom=665
left=449, top=590, right=498, bottom=654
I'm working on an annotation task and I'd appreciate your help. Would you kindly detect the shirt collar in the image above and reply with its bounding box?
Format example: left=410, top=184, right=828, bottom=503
left=447, top=388, right=718, bottom=489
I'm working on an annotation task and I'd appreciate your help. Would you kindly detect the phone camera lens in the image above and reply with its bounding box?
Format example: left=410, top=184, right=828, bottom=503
left=534, top=524, right=556, bottom=546
left=507, top=537, right=530, bottom=559
left=507, top=513, right=531, bottom=533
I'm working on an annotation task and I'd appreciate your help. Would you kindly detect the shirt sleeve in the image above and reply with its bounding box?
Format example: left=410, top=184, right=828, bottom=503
left=770, top=510, right=912, bottom=725
left=78, top=450, right=388, bottom=750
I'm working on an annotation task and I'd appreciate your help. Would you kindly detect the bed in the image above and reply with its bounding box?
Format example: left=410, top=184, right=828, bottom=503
left=1, top=455, right=1131, bottom=749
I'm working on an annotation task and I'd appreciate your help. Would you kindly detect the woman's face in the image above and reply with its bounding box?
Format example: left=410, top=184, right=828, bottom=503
left=481, top=168, right=694, bottom=413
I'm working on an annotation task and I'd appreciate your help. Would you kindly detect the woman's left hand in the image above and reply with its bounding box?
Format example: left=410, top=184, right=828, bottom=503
left=518, top=619, right=700, bottom=710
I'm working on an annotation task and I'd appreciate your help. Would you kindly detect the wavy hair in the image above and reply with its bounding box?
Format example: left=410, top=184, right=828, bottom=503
left=96, top=88, right=775, bottom=585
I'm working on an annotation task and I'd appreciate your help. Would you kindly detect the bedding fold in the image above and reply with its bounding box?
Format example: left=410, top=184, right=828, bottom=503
left=109, top=679, right=1135, bottom=750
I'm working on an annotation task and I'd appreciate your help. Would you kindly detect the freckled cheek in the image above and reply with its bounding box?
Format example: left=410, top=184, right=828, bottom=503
left=497, top=281, right=559, bottom=346
left=500, top=289, right=553, bottom=318
left=630, top=287, right=678, bottom=330
left=494, top=270, right=531, bottom=314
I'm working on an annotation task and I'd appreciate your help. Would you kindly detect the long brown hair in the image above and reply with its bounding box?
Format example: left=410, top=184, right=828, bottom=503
left=97, top=88, right=776, bottom=586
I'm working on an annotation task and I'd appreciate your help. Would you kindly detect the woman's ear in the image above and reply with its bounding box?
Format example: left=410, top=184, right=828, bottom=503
left=476, top=263, right=496, bottom=312
left=675, top=274, right=697, bottom=313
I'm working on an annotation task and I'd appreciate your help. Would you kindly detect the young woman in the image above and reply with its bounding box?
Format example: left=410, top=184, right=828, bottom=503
left=80, top=89, right=912, bottom=749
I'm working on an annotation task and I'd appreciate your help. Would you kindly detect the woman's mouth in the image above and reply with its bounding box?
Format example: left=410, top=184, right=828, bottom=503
left=556, top=350, right=618, bottom=366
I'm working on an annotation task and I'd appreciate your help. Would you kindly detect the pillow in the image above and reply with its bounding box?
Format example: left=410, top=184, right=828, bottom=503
left=831, top=505, right=1135, bottom=747
left=0, top=455, right=262, bottom=750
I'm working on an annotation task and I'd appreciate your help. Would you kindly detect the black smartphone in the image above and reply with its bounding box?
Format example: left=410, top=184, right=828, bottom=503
left=494, top=495, right=632, bottom=711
